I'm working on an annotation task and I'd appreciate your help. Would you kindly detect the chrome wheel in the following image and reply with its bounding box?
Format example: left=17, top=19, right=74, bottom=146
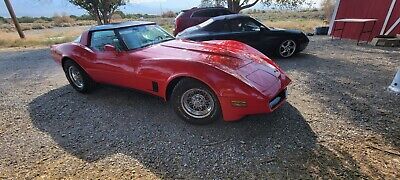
left=279, top=40, right=296, bottom=58
left=68, top=66, right=84, bottom=88
left=181, top=88, right=215, bottom=119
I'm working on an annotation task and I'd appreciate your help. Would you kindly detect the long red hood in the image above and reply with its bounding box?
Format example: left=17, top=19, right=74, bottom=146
left=136, top=40, right=290, bottom=94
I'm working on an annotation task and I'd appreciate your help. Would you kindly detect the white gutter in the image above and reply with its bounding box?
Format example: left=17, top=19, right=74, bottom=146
left=328, top=0, right=341, bottom=35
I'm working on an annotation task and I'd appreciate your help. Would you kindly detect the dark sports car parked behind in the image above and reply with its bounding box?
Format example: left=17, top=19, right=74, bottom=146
left=173, top=7, right=233, bottom=36
left=177, top=14, right=309, bottom=58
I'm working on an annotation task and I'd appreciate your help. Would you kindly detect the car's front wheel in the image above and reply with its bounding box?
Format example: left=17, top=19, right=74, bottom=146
left=63, top=60, right=96, bottom=93
left=276, top=39, right=297, bottom=58
left=171, top=78, right=221, bottom=125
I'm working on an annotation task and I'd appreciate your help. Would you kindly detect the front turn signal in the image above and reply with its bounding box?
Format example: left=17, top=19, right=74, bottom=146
left=231, top=100, right=247, bottom=107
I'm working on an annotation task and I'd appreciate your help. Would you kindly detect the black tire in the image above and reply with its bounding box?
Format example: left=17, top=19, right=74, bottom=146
left=171, top=78, right=221, bottom=125
left=275, top=39, right=297, bottom=58
left=63, top=60, right=96, bottom=93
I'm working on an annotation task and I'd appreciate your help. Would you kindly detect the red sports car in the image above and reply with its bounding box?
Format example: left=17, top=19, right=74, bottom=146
left=51, top=21, right=291, bottom=124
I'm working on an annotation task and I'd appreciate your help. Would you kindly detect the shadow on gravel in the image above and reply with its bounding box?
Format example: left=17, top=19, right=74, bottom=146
left=29, top=85, right=366, bottom=178
left=277, top=53, right=400, bottom=149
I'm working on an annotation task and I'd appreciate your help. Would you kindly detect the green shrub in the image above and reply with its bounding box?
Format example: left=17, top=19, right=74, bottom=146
left=39, top=16, right=53, bottom=22
left=124, top=13, right=140, bottom=19
left=53, top=13, right=75, bottom=27
left=76, top=21, right=94, bottom=26
left=111, top=14, right=123, bottom=22
left=125, top=13, right=157, bottom=19
left=32, top=24, right=45, bottom=29
left=33, top=19, right=47, bottom=23
left=161, top=11, right=176, bottom=18
left=74, top=14, right=95, bottom=21
left=0, top=16, right=5, bottom=24
left=18, top=16, right=36, bottom=23
left=69, top=15, right=78, bottom=19
left=114, top=10, right=126, bottom=19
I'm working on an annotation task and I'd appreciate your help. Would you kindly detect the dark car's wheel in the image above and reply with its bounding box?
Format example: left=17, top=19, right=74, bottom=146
left=171, top=78, right=221, bottom=125
left=63, top=60, right=96, bottom=93
left=276, top=39, right=297, bottom=58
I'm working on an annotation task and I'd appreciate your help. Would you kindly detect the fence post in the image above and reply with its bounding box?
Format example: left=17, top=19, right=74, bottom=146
left=4, top=0, right=25, bottom=39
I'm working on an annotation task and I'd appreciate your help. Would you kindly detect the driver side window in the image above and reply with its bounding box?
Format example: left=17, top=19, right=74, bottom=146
left=90, top=30, right=121, bottom=51
left=230, top=19, right=261, bottom=32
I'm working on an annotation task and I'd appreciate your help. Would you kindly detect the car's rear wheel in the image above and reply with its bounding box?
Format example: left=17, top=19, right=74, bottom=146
left=63, top=60, right=96, bottom=93
left=171, top=78, right=221, bottom=125
left=276, top=39, right=297, bottom=58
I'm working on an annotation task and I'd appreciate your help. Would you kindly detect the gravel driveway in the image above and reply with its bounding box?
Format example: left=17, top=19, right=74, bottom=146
left=0, top=36, right=399, bottom=179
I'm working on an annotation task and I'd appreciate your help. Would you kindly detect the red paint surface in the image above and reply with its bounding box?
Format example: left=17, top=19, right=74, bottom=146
left=51, top=32, right=291, bottom=121
left=332, top=0, right=400, bottom=40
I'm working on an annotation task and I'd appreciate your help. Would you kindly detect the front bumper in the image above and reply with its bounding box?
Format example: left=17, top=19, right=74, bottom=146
left=269, top=89, right=287, bottom=109
left=297, top=35, right=310, bottom=52
left=298, top=41, right=309, bottom=52
left=219, top=88, right=288, bottom=121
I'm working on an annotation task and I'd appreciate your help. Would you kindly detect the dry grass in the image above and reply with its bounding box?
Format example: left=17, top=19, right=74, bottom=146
left=124, top=17, right=175, bottom=33
left=0, top=26, right=88, bottom=48
left=248, top=10, right=327, bottom=33
left=263, top=19, right=326, bottom=32
left=0, top=10, right=327, bottom=48
left=53, top=14, right=75, bottom=26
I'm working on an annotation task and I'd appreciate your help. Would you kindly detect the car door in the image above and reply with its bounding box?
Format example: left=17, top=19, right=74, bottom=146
left=88, top=30, right=135, bottom=87
left=201, top=20, right=232, bottom=41
left=227, top=18, right=274, bottom=53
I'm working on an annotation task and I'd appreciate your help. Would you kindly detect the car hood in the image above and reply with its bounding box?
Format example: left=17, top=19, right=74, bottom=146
left=270, top=28, right=304, bottom=35
left=176, top=26, right=199, bottom=37
left=139, top=40, right=289, bottom=94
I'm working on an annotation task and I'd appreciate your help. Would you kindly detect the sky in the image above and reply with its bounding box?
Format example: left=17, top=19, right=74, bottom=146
left=0, top=0, right=322, bottom=17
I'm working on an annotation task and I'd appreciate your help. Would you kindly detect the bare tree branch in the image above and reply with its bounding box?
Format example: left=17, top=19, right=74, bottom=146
left=239, top=0, right=260, bottom=11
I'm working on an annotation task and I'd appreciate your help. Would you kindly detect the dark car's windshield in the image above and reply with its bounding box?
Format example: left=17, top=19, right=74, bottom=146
left=118, top=24, right=174, bottom=50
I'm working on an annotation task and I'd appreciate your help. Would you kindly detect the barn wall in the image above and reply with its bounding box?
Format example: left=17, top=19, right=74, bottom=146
left=332, top=0, right=400, bottom=41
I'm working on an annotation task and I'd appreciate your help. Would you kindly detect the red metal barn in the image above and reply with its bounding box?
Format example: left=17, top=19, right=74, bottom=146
left=329, top=0, right=400, bottom=41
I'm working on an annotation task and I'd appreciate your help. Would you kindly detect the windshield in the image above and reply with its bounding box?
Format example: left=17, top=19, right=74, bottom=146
left=73, top=35, right=81, bottom=43
left=198, top=18, right=214, bottom=28
left=118, top=24, right=174, bottom=50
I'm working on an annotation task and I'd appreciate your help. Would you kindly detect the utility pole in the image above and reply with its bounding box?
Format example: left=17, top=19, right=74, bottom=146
left=4, top=0, right=25, bottom=39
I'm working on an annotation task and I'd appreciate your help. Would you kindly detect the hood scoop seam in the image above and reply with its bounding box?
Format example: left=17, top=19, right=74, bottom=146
left=161, top=44, right=238, bottom=59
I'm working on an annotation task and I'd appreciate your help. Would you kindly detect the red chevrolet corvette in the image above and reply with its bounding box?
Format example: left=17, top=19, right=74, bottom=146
left=51, top=21, right=291, bottom=124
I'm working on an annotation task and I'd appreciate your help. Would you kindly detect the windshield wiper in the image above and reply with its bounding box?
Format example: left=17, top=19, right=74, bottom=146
left=133, top=38, right=174, bottom=50
left=139, top=43, right=154, bottom=49
left=158, top=37, right=175, bottom=43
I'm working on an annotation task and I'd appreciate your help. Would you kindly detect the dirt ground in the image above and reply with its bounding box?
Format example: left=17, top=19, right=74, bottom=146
left=0, top=36, right=399, bottom=179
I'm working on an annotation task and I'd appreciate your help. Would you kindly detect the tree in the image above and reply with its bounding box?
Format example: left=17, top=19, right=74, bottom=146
left=321, top=0, right=335, bottom=23
left=68, top=0, right=127, bottom=25
left=200, top=0, right=225, bottom=7
left=201, top=0, right=309, bottom=13
left=113, top=10, right=126, bottom=19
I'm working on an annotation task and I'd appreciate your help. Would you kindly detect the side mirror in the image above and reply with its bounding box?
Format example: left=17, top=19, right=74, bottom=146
left=260, top=26, right=268, bottom=31
left=104, top=44, right=117, bottom=52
